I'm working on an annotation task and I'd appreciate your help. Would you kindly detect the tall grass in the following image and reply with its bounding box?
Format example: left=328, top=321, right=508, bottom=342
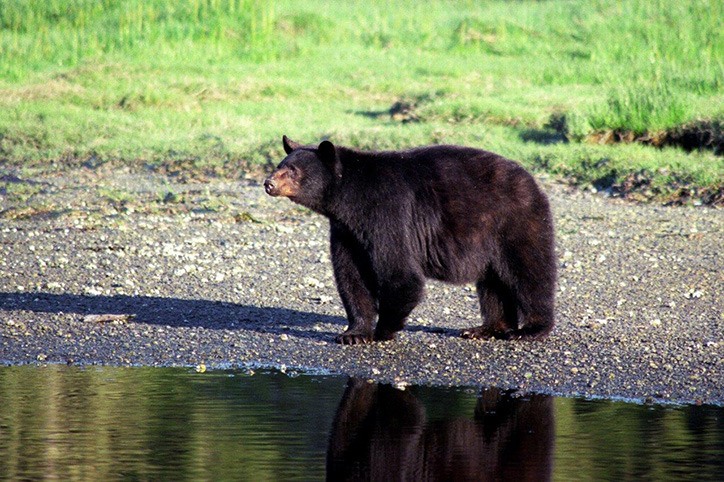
left=0, top=0, right=278, bottom=79
left=584, top=82, right=690, bottom=135
left=564, top=0, right=723, bottom=135
left=0, top=0, right=721, bottom=191
left=3, top=0, right=721, bottom=86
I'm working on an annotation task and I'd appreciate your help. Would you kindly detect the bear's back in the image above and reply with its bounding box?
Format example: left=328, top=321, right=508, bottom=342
left=343, top=145, right=545, bottom=216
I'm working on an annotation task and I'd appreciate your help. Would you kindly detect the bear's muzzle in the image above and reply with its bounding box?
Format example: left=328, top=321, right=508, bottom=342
left=264, top=178, right=278, bottom=196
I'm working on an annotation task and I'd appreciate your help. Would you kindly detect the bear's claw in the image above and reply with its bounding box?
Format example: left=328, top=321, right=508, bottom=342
left=336, top=331, right=373, bottom=345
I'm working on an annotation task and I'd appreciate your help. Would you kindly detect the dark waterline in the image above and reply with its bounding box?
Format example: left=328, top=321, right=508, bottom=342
left=0, top=366, right=722, bottom=481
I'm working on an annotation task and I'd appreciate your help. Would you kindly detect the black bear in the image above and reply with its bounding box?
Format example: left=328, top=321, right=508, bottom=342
left=265, top=136, right=556, bottom=344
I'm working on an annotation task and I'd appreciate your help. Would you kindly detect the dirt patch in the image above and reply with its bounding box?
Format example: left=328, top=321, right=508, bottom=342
left=585, top=119, right=723, bottom=155
left=356, top=92, right=446, bottom=124
left=588, top=169, right=723, bottom=206
left=355, top=99, right=420, bottom=123
left=659, top=120, right=723, bottom=155
left=542, top=113, right=722, bottom=155
left=388, top=100, right=420, bottom=123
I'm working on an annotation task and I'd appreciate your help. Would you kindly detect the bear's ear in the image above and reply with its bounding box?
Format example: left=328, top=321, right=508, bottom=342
left=318, top=140, right=341, bottom=177
left=282, top=135, right=301, bottom=154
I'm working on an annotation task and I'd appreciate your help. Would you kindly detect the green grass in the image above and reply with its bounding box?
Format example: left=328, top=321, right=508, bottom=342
left=0, top=0, right=722, bottom=202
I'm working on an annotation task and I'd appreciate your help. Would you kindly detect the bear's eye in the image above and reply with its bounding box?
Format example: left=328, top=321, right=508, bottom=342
left=287, top=165, right=299, bottom=178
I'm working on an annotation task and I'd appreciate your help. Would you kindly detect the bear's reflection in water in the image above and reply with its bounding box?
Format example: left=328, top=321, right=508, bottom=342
left=327, top=379, right=554, bottom=482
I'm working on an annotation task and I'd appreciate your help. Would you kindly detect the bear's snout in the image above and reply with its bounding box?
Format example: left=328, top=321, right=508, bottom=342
left=264, top=168, right=299, bottom=198
left=264, top=177, right=277, bottom=196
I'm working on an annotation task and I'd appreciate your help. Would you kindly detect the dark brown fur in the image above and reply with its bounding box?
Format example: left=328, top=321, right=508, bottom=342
left=265, top=137, right=556, bottom=344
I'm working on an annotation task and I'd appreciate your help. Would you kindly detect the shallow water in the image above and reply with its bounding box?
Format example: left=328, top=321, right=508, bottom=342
left=0, top=366, right=722, bottom=481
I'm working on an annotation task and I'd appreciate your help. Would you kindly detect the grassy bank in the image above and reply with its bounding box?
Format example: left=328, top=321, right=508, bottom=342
left=0, top=0, right=722, bottom=203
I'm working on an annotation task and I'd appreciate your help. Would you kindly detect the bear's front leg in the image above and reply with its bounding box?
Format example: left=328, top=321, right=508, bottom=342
left=331, top=224, right=378, bottom=345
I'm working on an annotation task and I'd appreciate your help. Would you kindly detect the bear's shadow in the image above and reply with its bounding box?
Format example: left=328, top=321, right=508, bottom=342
left=0, top=291, right=345, bottom=342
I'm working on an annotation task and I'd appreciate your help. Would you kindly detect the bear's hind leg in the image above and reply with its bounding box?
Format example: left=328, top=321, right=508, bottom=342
left=505, top=234, right=556, bottom=341
left=509, top=275, right=555, bottom=340
left=462, top=270, right=518, bottom=340
left=374, top=273, right=425, bottom=342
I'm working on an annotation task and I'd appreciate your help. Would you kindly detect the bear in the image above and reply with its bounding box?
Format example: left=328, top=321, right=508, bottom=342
left=264, top=136, right=556, bottom=345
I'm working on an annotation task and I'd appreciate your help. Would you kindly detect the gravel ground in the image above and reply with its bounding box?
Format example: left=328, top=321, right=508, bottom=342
left=0, top=165, right=722, bottom=405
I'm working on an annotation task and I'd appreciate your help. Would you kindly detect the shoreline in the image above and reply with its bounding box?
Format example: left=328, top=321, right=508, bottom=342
left=3, top=361, right=720, bottom=409
left=1, top=169, right=722, bottom=406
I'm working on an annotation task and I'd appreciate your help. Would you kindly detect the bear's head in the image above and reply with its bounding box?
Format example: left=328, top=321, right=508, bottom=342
left=264, top=136, right=341, bottom=214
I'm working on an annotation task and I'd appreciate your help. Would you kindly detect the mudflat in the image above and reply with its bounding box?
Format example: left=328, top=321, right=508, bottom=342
left=1, top=166, right=721, bottom=405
